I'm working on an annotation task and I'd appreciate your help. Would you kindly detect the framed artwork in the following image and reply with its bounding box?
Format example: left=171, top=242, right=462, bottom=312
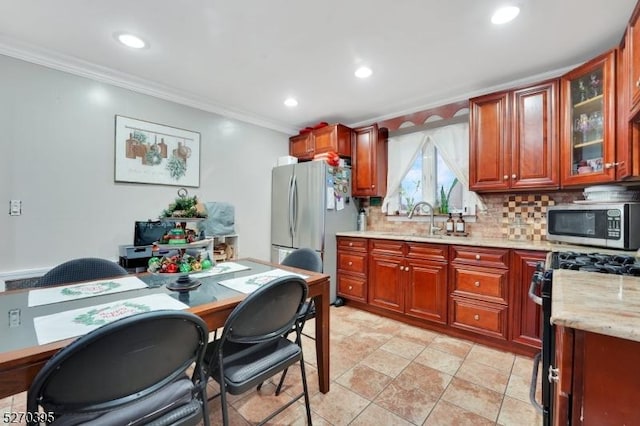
left=114, top=115, right=201, bottom=187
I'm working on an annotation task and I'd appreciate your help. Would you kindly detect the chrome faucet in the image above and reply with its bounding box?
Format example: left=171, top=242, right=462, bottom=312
left=408, top=201, right=441, bottom=236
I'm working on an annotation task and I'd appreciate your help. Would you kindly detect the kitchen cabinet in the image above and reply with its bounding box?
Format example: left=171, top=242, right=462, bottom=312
left=288, top=124, right=353, bottom=160
left=560, top=49, right=617, bottom=186
left=618, top=11, right=640, bottom=181
left=368, top=239, right=448, bottom=323
left=449, top=246, right=510, bottom=340
left=509, top=250, right=545, bottom=350
left=289, top=132, right=314, bottom=160
left=336, top=237, right=368, bottom=302
left=352, top=124, right=388, bottom=197
left=627, top=3, right=640, bottom=117
left=469, top=80, right=559, bottom=192
left=553, top=327, right=640, bottom=425
left=369, top=240, right=405, bottom=313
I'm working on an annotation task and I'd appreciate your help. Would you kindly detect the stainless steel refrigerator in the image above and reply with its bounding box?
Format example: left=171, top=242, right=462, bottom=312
left=271, top=161, right=357, bottom=303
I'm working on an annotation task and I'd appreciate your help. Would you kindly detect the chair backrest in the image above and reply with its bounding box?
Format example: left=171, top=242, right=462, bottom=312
left=27, top=310, right=208, bottom=422
left=281, top=248, right=323, bottom=273
left=36, top=257, right=129, bottom=287
left=219, top=275, right=308, bottom=346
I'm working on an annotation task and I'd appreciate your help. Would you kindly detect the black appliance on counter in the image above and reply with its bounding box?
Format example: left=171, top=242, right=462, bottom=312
left=528, top=251, right=640, bottom=425
left=119, top=221, right=177, bottom=270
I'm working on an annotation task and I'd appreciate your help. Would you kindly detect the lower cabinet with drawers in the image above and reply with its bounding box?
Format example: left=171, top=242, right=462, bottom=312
left=336, top=236, right=543, bottom=355
left=336, top=237, right=368, bottom=302
left=449, top=245, right=510, bottom=340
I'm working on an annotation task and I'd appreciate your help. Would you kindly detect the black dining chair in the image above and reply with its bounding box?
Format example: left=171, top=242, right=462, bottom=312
left=26, top=310, right=210, bottom=426
left=272, top=248, right=322, bottom=395
left=35, top=257, right=129, bottom=287
left=204, top=275, right=313, bottom=426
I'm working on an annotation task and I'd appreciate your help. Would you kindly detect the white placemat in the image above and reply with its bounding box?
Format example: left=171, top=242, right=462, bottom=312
left=28, top=276, right=149, bottom=307
left=189, top=261, right=250, bottom=278
left=33, top=293, right=188, bottom=345
left=218, top=268, right=307, bottom=294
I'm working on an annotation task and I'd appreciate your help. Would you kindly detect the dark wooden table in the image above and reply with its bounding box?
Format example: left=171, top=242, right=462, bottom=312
left=0, top=258, right=330, bottom=399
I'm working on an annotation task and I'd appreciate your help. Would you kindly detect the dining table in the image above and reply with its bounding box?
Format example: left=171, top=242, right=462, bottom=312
left=0, top=258, right=331, bottom=399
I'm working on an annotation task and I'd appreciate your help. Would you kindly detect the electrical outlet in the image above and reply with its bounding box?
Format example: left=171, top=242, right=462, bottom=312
left=9, top=309, right=20, bottom=327
left=9, top=200, right=21, bottom=216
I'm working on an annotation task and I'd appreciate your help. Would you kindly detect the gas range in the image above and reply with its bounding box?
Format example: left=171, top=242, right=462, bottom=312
left=549, top=251, right=640, bottom=276
left=529, top=249, right=640, bottom=424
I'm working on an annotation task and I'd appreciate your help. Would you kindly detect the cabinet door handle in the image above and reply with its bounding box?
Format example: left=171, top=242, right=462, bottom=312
left=348, top=285, right=353, bottom=290
left=548, top=366, right=560, bottom=383
left=636, top=78, right=640, bottom=88
left=348, top=261, right=353, bottom=266
left=349, top=242, right=353, bottom=247
left=405, top=266, right=410, bottom=272
left=512, top=174, right=517, bottom=179
left=605, top=162, right=619, bottom=169
left=474, top=314, right=480, bottom=321
left=372, top=184, right=376, bottom=189
left=475, top=254, right=481, bottom=260
left=474, top=281, right=480, bottom=287
left=503, top=175, right=509, bottom=180
left=399, top=266, right=404, bottom=271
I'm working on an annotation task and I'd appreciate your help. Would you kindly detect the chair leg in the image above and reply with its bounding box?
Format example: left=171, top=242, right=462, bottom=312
left=299, top=356, right=313, bottom=425
left=275, top=367, right=289, bottom=396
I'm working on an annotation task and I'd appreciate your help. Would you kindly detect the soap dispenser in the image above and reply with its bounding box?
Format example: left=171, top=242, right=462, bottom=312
left=357, top=209, right=367, bottom=232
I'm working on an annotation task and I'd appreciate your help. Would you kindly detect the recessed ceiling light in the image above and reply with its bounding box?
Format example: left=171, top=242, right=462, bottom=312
left=355, top=66, right=373, bottom=79
left=116, top=33, right=147, bottom=49
left=284, top=97, right=298, bottom=107
left=491, top=6, right=520, bottom=24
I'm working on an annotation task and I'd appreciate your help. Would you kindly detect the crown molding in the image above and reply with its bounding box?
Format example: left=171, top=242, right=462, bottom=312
left=0, top=36, right=296, bottom=135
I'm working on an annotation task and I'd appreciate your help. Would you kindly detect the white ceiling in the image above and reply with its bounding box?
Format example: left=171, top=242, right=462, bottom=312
left=0, top=0, right=636, bottom=135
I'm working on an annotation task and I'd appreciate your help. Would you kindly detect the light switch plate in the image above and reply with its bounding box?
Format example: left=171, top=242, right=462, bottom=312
left=9, top=200, right=21, bottom=216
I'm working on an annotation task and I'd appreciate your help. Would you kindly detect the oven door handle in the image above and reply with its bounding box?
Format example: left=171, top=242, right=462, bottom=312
left=529, top=275, right=542, bottom=306
left=530, top=351, right=544, bottom=413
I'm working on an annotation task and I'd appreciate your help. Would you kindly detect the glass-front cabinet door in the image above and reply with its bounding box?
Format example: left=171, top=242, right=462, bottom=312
left=561, top=49, right=617, bottom=186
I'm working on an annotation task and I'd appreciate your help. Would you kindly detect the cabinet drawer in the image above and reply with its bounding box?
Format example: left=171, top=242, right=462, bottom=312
left=338, top=237, right=367, bottom=251
left=338, top=251, right=367, bottom=274
left=450, top=297, right=508, bottom=340
left=370, top=239, right=404, bottom=256
left=338, top=274, right=366, bottom=301
left=450, top=246, right=509, bottom=269
left=451, top=267, right=508, bottom=303
left=406, top=242, right=448, bottom=262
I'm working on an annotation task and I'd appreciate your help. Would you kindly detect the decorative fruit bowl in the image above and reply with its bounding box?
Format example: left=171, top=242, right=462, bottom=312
left=147, top=253, right=214, bottom=291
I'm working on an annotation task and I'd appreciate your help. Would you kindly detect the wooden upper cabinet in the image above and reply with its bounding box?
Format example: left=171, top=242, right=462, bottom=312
left=313, top=124, right=352, bottom=157
left=289, top=132, right=313, bottom=160
left=511, top=81, right=559, bottom=190
left=352, top=124, right=388, bottom=197
left=288, top=124, right=353, bottom=160
left=469, top=81, right=559, bottom=192
left=469, top=91, right=510, bottom=191
left=628, top=3, right=640, bottom=116
left=560, top=49, right=617, bottom=186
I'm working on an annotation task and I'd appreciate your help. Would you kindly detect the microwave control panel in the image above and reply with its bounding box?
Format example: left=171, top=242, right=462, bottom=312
left=607, top=209, right=621, bottom=239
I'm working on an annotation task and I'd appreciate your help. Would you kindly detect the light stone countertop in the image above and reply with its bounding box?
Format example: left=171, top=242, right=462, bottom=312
left=551, top=269, right=640, bottom=343
left=336, top=231, right=637, bottom=255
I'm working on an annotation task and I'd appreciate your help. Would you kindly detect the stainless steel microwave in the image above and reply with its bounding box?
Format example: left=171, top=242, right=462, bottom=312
left=546, top=203, right=640, bottom=250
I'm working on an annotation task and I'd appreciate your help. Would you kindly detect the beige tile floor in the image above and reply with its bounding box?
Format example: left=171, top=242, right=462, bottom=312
left=1, top=305, right=543, bottom=425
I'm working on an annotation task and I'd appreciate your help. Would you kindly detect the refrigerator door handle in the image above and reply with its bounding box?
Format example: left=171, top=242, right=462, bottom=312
left=288, top=175, right=294, bottom=238
left=292, top=174, right=298, bottom=237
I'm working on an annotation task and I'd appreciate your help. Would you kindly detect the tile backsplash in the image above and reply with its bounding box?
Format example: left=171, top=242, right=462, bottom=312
left=362, top=191, right=583, bottom=240
left=502, top=195, right=555, bottom=241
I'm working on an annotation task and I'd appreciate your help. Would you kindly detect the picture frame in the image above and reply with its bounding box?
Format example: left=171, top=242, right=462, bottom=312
left=114, top=115, right=201, bottom=187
